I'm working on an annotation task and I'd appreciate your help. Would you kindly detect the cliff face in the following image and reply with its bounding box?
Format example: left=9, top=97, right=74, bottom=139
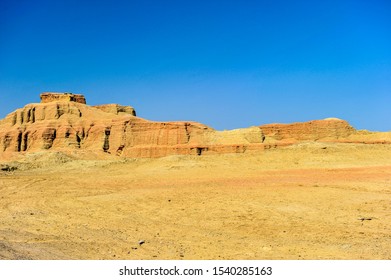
left=0, top=99, right=266, bottom=159
left=0, top=101, right=205, bottom=157
left=40, top=92, right=86, bottom=104
left=92, top=104, right=136, bottom=116
left=260, top=118, right=356, bottom=142
left=1, top=93, right=389, bottom=160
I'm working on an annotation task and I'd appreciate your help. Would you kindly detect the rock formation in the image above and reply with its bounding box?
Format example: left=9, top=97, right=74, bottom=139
left=40, top=92, right=86, bottom=104
left=0, top=93, right=267, bottom=158
left=92, top=104, right=136, bottom=116
left=0, top=93, right=390, bottom=159
left=260, top=118, right=356, bottom=142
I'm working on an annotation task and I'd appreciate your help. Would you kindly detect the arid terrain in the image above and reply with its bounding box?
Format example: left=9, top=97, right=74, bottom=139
left=1, top=93, right=390, bottom=260
left=1, top=143, right=391, bottom=260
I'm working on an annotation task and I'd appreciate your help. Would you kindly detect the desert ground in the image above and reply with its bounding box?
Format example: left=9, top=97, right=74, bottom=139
left=1, top=142, right=391, bottom=260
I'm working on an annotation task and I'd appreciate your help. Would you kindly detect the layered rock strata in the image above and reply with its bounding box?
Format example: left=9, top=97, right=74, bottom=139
left=40, top=92, right=86, bottom=104
left=0, top=98, right=265, bottom=158
left=92, top=104, right=136, bottom=116
left=260, top=118, right=356, bottom=142
left=1, top=94, right=389, bottom=159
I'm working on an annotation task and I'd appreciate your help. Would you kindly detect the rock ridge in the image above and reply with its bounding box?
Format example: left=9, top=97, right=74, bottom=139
left=1, top=93, right=390, bottom=160
left=40, top=92, right=86, bottom=104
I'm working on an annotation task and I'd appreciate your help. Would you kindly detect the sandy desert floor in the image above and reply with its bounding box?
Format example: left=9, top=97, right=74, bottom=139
left=1, top=142, right=391, bottom=260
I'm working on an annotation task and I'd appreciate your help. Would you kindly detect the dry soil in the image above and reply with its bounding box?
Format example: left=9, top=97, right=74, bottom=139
left=1, top=142, right=391, bottom=259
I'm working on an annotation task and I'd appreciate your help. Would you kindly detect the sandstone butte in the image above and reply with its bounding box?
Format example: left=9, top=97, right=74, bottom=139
left=0, top=92, right=390, bottom=159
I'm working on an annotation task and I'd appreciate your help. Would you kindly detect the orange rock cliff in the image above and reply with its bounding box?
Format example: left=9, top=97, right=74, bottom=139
left=40, top=92, right=86, bottom=104
left=0, top=93, right=390, bottom=159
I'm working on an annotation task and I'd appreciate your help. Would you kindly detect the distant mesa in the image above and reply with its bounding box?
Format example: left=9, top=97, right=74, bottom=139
left=40, top=92, right=86, bottom=104
left=0, top=92, right=390, bottom=160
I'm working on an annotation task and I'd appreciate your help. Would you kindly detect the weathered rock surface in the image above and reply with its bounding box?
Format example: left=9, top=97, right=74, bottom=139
left=0, top=95, right=265, bottom=159
left=260, top=118, right=356, bottom=142
left=259, top=118, right=391, bottom=144
left=40, top=92, right=86, bottom=104
left=1, top=94, right=390, bottom=160
left=93, top=104, right=136, bottom=116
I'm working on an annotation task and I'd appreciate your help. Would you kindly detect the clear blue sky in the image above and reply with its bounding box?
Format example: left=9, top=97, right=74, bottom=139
left=1, top=0, right=390, bottom=131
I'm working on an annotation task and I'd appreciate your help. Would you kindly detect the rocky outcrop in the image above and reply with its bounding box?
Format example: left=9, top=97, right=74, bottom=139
left=0, top=98, right=268, bottom=158
left=93, top=104, right=136, bottom=116
left=40, top=92, right=86, bottom=104
left=260, top=118, right=356, bottom=142
left=1, top=93, right=389, bottom=160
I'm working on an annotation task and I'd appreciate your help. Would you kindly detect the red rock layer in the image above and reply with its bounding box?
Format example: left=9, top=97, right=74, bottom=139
left=0, top=101, right=267, bottom=158
left=260, top=118, right=356, bottom=142
left=1, top=98, right=389, bottom=159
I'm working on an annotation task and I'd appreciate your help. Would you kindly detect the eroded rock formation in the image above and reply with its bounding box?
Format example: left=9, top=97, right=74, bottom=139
left=260, top=118, right=356, bottom=142
left=92, top=104, right=136, bottom=116
left=1, top=93, right=389, bottom=159
left=40, top=92, right=86, bottom=104
left=0, top=93, right=267, bottom=158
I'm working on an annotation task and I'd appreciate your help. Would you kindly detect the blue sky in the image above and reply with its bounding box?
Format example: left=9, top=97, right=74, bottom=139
left=1, top=0, right=390, bottom=131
